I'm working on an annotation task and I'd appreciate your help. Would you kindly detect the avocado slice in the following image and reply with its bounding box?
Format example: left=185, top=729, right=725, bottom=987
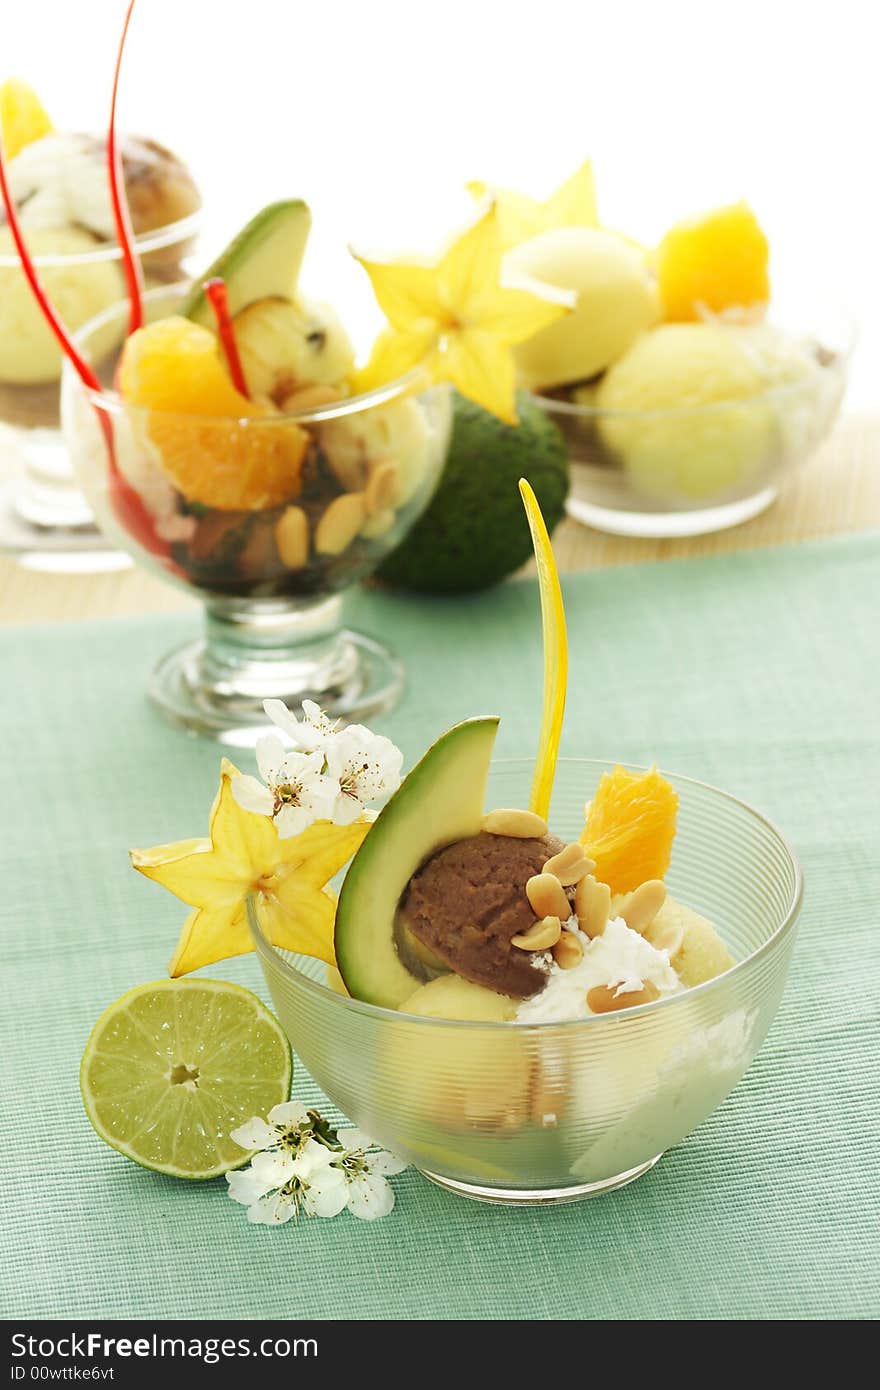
left=335, top=717, right=500, bottom=1009
left=182, top=199, right=311, bottom=329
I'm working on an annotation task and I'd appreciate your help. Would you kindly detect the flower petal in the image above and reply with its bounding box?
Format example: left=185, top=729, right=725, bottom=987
left=274, top=804, right=313, bottom=839
left=262, top=699, right=304, bottom=743
left=346, top=1172, right=395, bottom=1220
left=336, top=1127, right=372, bottom=1152
left=255, top=733, right=287, bottom=784
left=303, top=1169, right=349, bottom=1218
left=248, top=1192, right=296, bottom=1225
left=226, top=1164, right=276, bottom=1206
left=368, top=1150, right=408, bottom=1176
left=267, top=1100, right=310, bottom=1128
left=229, top=1116, right=277, bottom=1151
left=291, top=1137, right=336, bottom=1178
left=250, top=1150, right=296, bottom=1187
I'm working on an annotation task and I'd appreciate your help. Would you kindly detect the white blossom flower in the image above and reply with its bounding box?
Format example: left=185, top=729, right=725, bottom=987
left=230, top=1100, right=311, bottom=1154
left=325, top=726, right=404, bottom=825
left=291, top=1138, right=349, bottom=1218
left=336, top=1128, right=408, bottom=1221
left=231, top=739, right=338, bottom=837
left=263, top=698, right=338, bottom=752
left=226, top=1105, right=408, bottom=1229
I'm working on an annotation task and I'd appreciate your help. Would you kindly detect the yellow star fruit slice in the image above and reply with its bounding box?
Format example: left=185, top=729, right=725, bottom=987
left=119, top=316, right=309, bottom=511
left=520, top=479, right=568, bottom=821
left=467, top=160, right=599, bottom=250
left=353, top=205, right=572, bottom=425
left=0, top=78, right=52, bottom=161
left=130, top=759, right=370, bottom=976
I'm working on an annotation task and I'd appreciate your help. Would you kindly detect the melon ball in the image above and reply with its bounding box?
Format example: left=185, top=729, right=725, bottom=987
left=506, top=227, right=660, bottom=391
left=0, top=226, right=125, bottom=384
left=596, top=322, right=775, bottom=501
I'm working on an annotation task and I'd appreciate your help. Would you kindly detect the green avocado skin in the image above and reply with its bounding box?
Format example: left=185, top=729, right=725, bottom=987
left=376, top=391, right=569, bottom=594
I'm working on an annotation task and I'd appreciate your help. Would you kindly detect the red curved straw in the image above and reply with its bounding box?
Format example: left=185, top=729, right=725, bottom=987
left=205, top=278, right=250, bottom=397
left=108, top=0, right=144, bottom=334
left=0, top=138, right=102, bottom=392
left=0, top=126, right=171, bottom=563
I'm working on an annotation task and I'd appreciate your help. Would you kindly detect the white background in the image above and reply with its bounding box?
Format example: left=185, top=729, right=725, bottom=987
left=8, top=0, right=877, bottom=405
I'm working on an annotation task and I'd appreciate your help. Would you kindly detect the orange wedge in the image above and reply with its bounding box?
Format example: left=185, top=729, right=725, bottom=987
left=657, top=202, right=769, bottom=322
left=119, top=316, right=308, bottom=511
left=581, top=765, right=678, bottom=895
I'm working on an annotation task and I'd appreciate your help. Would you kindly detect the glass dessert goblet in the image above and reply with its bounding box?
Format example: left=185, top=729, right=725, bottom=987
left=0, top=209, right=201, bottom=570
left=249, top=759, right=802, bottom=1205
left=61, top=286, right=451, bottom=742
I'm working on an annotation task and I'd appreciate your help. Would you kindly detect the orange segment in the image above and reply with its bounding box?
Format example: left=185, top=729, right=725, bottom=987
left=580, top=766, right=678, bottom=895
left=119, top=317, right=309, bottom=511
left=657, top=202, right=769, bottom=322
left=0, top=78, right=52, bottom=160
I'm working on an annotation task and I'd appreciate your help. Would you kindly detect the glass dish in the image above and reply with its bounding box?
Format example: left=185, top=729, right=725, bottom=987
left=248, top=758, right=802, bottom=1205
left=0, top=210, right=201, bottom=571
left=61, top=283, right=451, bottom=743
left=535, top=307, right=853, bottom=538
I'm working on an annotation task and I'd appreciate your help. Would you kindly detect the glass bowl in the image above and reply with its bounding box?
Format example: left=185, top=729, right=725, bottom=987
left=0, top=211, right=202, bottom=571
left=248, top=758, right=802, bottom=1205
left=534, top=309, right=853, bottom=538
left=61, top=283, right=451, bottom=743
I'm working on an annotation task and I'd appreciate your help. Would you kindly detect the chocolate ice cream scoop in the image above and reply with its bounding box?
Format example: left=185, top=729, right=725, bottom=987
left=397, top=831, right=567, bottom=999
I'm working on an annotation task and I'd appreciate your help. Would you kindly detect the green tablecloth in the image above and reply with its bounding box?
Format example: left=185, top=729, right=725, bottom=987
left=2, top=534, right=878, bottom=1321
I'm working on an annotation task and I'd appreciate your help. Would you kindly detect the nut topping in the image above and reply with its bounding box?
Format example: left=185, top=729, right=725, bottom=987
left=315, top=492, right=367, bottom=556
left=526, top=872, right=571, bottom=922
left=587, top=980, right=660, bottom=1014
left=542, top=842, right=595, bottom=886
left=482, top=809, right=549, bottom=839
left=620, top=879, right=667, bottom=934
left=511, top=915, right=562, bottom=952
left=574, top=874, right=612, bottom=939
left=552, top=932, right=584, bottom=970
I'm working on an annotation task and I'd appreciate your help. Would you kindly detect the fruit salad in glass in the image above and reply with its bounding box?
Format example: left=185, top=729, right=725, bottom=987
left=0, top=77, right=201, bottom=564
left=60, top=199, right=451, bottom=736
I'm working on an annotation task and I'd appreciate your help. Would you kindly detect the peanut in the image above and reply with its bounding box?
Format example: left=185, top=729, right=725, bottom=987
left=315, top=492, right=366, bottom=556
left=482, top=808, right=549, bottom=839
left=620, top=879, right=667, bottom=934
left=552, top=932, right=584, bottom=970
left=274, top=505, right=309, bottom=570
left=364, top=459, right=398, bottom=515
left=511, top=915, right=561, bottom=952
left=526, top=872, right=571, bottom=922
left=543, top=842, right=595, bottom=885
left=574, top=875, right=612, bottom=939
left=587, top=980, right=660, bottom=1014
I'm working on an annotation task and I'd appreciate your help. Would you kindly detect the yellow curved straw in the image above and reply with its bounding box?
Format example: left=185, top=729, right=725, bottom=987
left=519, top=479, right=568, bottom=820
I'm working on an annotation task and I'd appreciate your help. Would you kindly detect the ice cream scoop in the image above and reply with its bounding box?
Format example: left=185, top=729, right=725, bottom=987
left=596, top=322, right=776, bottom=500
left=397, top=830, right=566, bottom=998
left=0, top=224, right=125, bottom=383
left=506, top=227, right=660, bottom=390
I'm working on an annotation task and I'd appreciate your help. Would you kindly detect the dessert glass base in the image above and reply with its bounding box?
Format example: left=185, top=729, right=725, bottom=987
left=0, top=424, right=127, bottom=572
left=566, top=483, right=777, bottom=538
left=150, top=595, right=403, bottom=746
left=421, top=1154, right=661, bottom=1206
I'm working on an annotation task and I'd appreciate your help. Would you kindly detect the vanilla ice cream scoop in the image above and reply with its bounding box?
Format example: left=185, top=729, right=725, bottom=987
left=0, top=225, right=125, bottom=384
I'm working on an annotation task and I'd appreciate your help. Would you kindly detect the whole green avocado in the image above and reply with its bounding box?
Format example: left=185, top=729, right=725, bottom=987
left=377, top=391, right=569, bottom=593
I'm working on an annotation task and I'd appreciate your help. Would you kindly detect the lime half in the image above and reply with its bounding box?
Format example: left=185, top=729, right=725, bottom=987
left=80, top=979, right=292, bottom=1179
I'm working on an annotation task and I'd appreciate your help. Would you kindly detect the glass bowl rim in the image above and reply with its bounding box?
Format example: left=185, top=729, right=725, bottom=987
left=247, top=755, right=803, bottom=1033
left=528, top=310, right=857, bottom=421
left=0, top=208, right=203, bottom=268
left=62, top=278, right=435, bottom=424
